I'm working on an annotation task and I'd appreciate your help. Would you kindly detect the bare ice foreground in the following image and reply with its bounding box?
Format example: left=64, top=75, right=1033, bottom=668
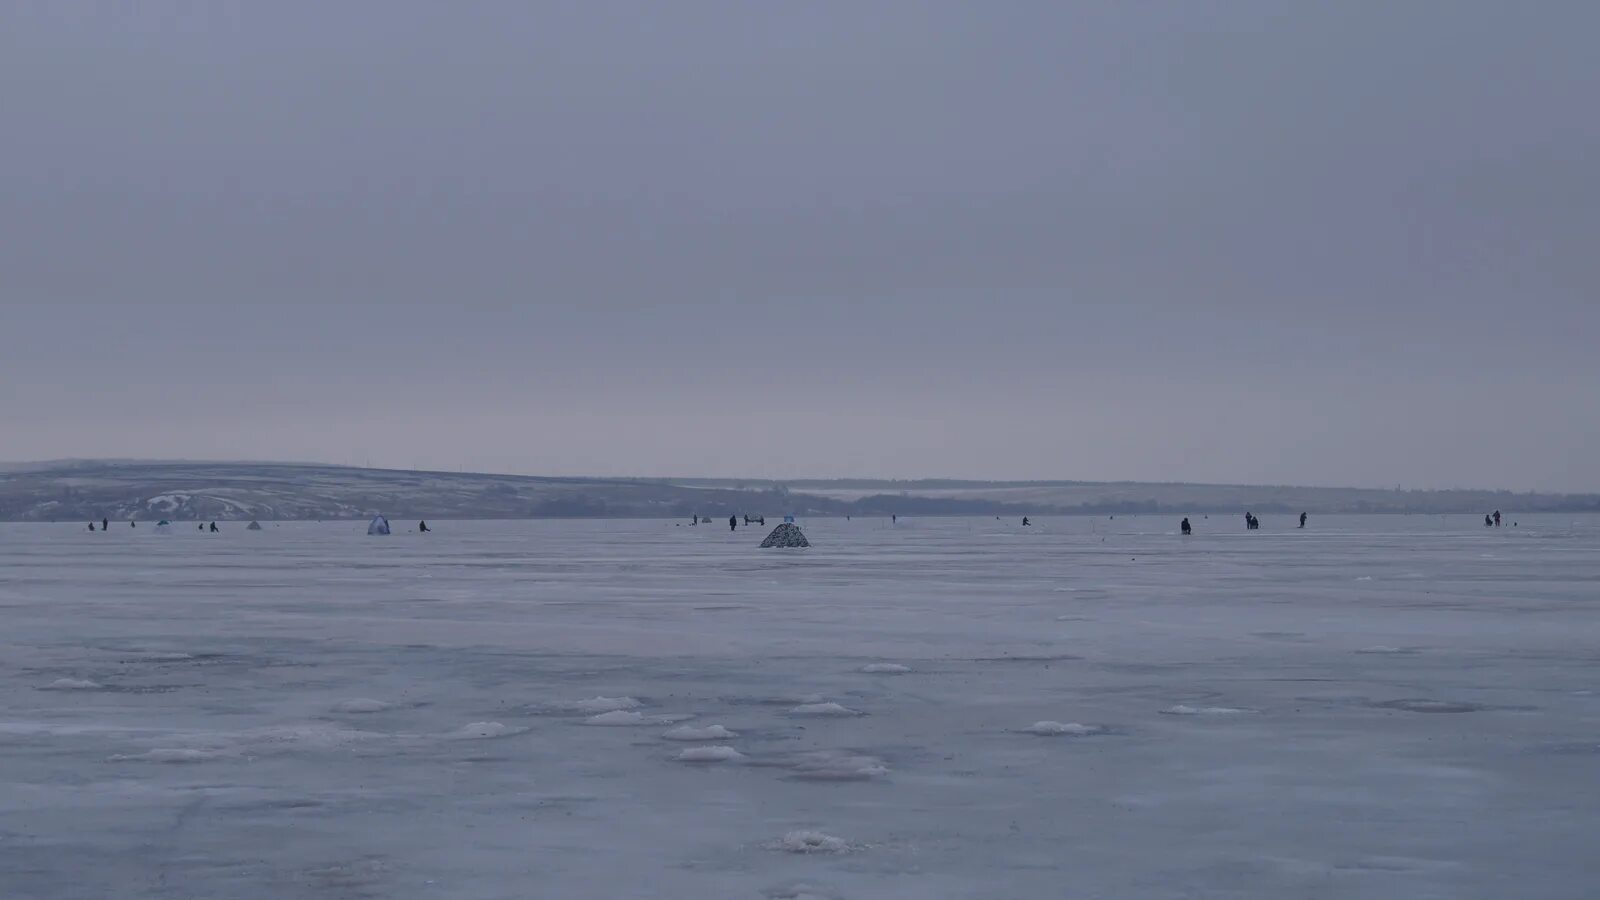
left=2, top=515, right=1597, bottom=898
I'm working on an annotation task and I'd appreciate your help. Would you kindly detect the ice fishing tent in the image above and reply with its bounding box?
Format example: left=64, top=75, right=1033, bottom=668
left=246, top=520, right=263, bottom=531
left=367, top=516, right=391, bottom=536
left=154, top=520, right=173, bottom=534
left=759, top=523, right=810, bottom=548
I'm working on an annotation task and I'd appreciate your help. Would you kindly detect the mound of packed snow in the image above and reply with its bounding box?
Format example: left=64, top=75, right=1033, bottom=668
left=42, top=677, right=103, bottom=691
left=768, top=831, right=852, bottom=854
left=332, top=698, right=392, bottom=714
left=788, top=702, right=861, bottom=717
left=787, top=750, right=889, bottom=781
left=562, top=696, right=643, bottom=714
left=1161, top=705, right=1250, bottom=716
left=1023, top=721, right=1103, bottom=736
left=674, top=745, right=745, bottom=763
left=662, top=724, right=737, bottom=741
left=859, top=663, right=911, bottom=674
left=760, top=523, right=810, bottom=548
left=444, top=721, right=523, bottom=740
left=109, top=748, right=223, bottom=763
left=581, top=710, right=692, bottom=726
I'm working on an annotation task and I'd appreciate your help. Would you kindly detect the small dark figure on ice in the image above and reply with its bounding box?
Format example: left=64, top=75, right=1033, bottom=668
left=88, top=522, right=96, bottom=531
left=1181, top=518, right=1191, bottom=535
left=419, top=521, right=430, bottom=533
left=1022, top=517, right=1030, bottom=526
left=102, top=518, right=108, bottom=531
left=729, top=515, right=738, bottom=532
left=1493, top=510, right=1501, bottom=526
left=1299, top=512, right=1307, bottom=529
left=209, top=522, right=218, bottom=533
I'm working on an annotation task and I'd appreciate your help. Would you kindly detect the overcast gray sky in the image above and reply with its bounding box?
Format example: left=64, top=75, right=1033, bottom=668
left=3, top=2, right=1596, bottom=490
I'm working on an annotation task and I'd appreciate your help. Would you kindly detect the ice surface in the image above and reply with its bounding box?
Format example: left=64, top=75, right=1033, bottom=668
left=859, top=663, right=912, bottom=674
left=3, top=514, right=1599, bottom=898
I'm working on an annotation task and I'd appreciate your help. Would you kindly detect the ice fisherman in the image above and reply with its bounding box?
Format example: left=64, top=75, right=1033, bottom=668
left=102, top=518, right=108, bottom=531
left=1299, top=512, right=1307, bottom=529
left=1181, top=517, right=1191, bottom=535
left=729, top=515, right=738, bottom=532
left=209, top=522, right=218, bottom=533
left=1494, top=510, right=1502, bottom=526
left=419, top=520, right=430, bottom=533
left=1485, top=514, right=1494, bottom=527
left=1022, top=517, right=1030, bottom=526
left=88, top=522, right=95, bottom=531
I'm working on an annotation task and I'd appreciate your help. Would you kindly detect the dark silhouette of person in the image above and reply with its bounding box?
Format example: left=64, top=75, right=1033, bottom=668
left=1022, top=517, right=1030, bottom=526
left=1181, top=518, right=1191, bottom=535
left=209, top=522, right=218, bottom=533
left=729, top=515, right=737, bottom=531
left=130, top=521, right=136, bottom=528
left=102, top=518, right=108, bottom=531
left=1299, top=512, right=1307, bottom=529
left=1493, top=510, right=1501, bottom=526
left=419, top=521, right=430, bottom=533
left=1485, top=514, right=1493, bottom=527
left=892, top=514, right=897, bottom=523
left=88, top=522, right=95, bottom=531
left=758, top=516, right=765, bottom=526
left=199, top=524, right=205, bottom=531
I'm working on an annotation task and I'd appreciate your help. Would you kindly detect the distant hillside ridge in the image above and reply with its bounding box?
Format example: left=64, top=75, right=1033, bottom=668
left=0, top=460, right=1595, bottom=521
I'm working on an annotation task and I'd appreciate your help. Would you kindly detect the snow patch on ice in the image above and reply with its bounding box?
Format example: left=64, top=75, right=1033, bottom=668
left=582, top=710, right=692, bottom=726
left=674, top=745, right=744, bottom=763
left=332, top=698, right=392, bottom=714
left=1022, top=720, right=1103, bottom=736
left=109, top=748, right=224, bottom=763
left=39, top=675, right=100, bottom=691
left=788, top=702, right=862, bottom=717
left=443, top=721, right=525, bottom=740
left=859, top=663, right=911, bottom=674
left=662, top=724, right=737, bottom=741
left=561, top=696, right=643, bottom=714
left=787, top=750, right=889, bottom=781
left=1161, top=705, right=1251, bottom=716
left=768, top=830, right=853, bottom=854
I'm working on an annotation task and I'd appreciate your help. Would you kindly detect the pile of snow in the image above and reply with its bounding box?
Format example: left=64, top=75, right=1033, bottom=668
left=674, top=745, right=745, bottom=763
left=332, top=698, right=392, bottom=714
left=109, top=748, right=223, bottom=763
left=444, top=721, right=522, bottom=740
left=1022, top=721, right=1102, bottom=736
left=760, top=523, right=810, bottom=548
left=662, top=724, right=737, bottom=741
left=768, top=831, right=852, bottom=854
left=561, top=696, right=643, bottom=714
left=1161, top=705, right=1250, bottom=716
left=787, top=750, right=889, bottom=781
left=580, top=710, right=694, bottom=727
left=41, top=677, right=103, bottom=691
left=859, top=663, right=911, bottom=674
left=788, top=702, right=861, bottom=717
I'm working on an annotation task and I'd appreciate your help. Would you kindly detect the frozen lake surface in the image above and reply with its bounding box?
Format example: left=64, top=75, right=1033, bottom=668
left=3, top=515, right=1598, bottom=899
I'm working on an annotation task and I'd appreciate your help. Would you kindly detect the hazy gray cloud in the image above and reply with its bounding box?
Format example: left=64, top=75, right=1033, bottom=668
left=4, top=1, right=1597, bottom=489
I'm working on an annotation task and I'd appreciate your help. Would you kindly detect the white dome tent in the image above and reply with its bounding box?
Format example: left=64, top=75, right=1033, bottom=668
left=367, top=516, right=391, bottom=536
